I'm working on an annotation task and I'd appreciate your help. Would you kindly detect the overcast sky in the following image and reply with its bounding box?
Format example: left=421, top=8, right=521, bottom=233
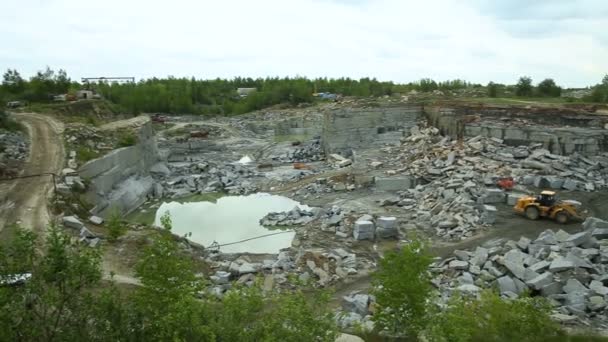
left=1, top=0, right=606, bottom=87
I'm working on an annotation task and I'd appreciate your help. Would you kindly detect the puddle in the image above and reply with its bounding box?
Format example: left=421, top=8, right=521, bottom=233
left=154, top=193, right=308, bottom=253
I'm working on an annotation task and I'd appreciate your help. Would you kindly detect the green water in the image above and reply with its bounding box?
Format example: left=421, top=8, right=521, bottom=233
left=154, top=193, right=307, bottom=254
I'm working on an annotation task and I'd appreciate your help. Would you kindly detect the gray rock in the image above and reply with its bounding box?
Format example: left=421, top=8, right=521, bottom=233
left=80, top=227, right=96, bottom=238
left=534, top=230, right=557, bottom=245
left=562, top=179, right=579, bottom=191
left=62, top=216, right=84, bottom=230
left=530, top=260, right=551, bottom=273
left=481, top=189, right=505, bottom=204
left=88, top=238, right=101, bottom=248
left=497, top=276, right=517, bottom=295
left=342, top=294, right=370, bottom=316
left=353, top=221, right=375, bottom=241
left=89, top=215, right=104, bottom=225
left=454, top=250, right=470, bottom=261
left=541, top=282, right=563, bottom=296
left=516, top=237, right=531, bottom=251
left=588, top=296, right=607, bottom=311
left=591, top=228, right=608, bottom=240
left=565, top=291, right=587, bottom=312
left=563, top=279, right=587, bottom=294
left=338, top=312, right=363, bottom=328
left=565, top=231, right=591, bottom=247
left=589, top=280, right=608, bottom=296
left=456, top=284, right=481, bottom=293
left=526, top=272, right=554, bottom=290
left=448, top=260, right=469, bottom=270
left=212, top=271, right=231, bottom=284
left=470, top=247, right=489, bottom=266
left=549, top=257, right=575, bottom=272
left=480, top=205, right=497, bottom=224
left=376, top=216, right=397, bottom=229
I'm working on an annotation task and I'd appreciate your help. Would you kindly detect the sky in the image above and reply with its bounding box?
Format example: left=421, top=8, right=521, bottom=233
left=0, top=0, right=607, bottom=87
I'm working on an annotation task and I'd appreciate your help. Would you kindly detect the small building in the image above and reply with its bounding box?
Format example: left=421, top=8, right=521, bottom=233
left=237, top=88, right=257, bottom=97
left=76, top=90, right=94, bottom=100
left=53, top=94, right=67, bottom=102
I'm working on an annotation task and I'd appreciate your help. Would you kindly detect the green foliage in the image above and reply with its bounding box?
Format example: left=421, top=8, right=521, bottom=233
left=371, top=237, right=433, bottom=337
left=487, top=82, right=498, bottom=97
left=106, top=209, right=126, bottom=242
left=515, top=76, right=534, bottom=97
left=587, top=74, right=608, bottom=103
left=76, top=145, right=99, bottom=163
left=0, top=226, right=103, bottom=341
left=536, top=78, right=562, bottom=97
left=0, top=110, right=23, bottom=132
left=117, top=131, right=137, bottom=147
left=426, top=290, right=562, bottom=342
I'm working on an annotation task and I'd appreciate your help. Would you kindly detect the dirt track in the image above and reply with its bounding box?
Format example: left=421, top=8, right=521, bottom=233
left=0, top=113, right=64, bottom=236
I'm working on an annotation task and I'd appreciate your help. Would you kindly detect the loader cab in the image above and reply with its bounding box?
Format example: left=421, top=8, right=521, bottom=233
left=536, top=190, right=556, bottom=207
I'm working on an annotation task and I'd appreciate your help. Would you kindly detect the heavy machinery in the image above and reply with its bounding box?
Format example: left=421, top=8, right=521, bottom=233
left=497, top=177, right=515, bottom=191
left=513, top=190, right=584, bottom=224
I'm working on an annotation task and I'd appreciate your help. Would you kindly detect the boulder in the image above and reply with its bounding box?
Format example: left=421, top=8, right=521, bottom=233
left=353, top=221, right=375, bottom=241
left=89, top=216, right=104, bottom=225
left=342, top=294, right=370, bottom=316
left=497, top=276, right=517, bottom=295
left=549, top=257, right=575, bottom=272
left=526, top=272, right=554, bottom=290
left=62, top=216, right=84, bottom=230
left=448, top=260, right=469, bottom=270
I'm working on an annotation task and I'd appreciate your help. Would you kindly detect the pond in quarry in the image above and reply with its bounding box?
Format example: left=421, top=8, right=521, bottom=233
left=154, top=193, right=308, bottom=253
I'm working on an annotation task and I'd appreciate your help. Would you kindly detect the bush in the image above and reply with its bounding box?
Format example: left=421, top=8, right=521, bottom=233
left=426, top=290, right=562, bottom=342
left=76, top=146, right=99, bottom=163
left=117, top=131, right=137, bottom=147
left=515, top=76, right=534, bottom=97
left=0, top=110, right=23, bottom=132
left=371, top=237, right=433, bottom=337
left=106, top=209, right=126, bottom=241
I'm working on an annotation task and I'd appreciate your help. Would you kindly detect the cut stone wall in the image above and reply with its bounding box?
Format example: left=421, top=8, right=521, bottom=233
left=425, top=105, right=608, bottom=156
left=79, top=121, right=161, bottom=217
left=322, top=104, right=422, bottom=157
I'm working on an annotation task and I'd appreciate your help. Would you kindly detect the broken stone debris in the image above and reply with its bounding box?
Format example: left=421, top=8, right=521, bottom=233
left=431, top=217, right=608, bottom=326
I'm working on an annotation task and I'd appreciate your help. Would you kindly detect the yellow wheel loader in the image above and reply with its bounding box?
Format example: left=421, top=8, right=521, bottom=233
left=513, top=190, right=584, bottom=224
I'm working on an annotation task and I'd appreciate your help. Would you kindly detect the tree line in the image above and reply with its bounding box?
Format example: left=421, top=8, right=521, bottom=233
left=2, top=67, right=608, bottom=117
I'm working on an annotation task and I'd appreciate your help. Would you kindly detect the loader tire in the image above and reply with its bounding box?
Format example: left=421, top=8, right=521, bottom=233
left=525, top=206, right=540, bottom=220
left=555, top=211, right=569, bottom=224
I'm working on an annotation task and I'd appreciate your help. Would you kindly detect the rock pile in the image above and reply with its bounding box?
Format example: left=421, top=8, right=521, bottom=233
left=431, top=217, right=608, bottom=326
left=271, top=136, right=324, bottom=163
left=336, top=292, right=375, bottom=332
left=204, top=246, right=366, bottom=297
left=0, top=130, right=29, bottom=163
left=62, top=215, right=101, bottom=248
left=395, top=126, right=608, bottom=192
left=156, top=162, right=259, bottom=197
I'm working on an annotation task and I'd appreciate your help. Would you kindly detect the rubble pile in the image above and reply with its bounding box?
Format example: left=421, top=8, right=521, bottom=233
left=336, top=292, right=375, bottom=332
left=395, top=126, right=608, bottom=192
left=371, top=126, right=608, bottom=240
left=205, top=246, right=367, bottom=297
left=62, top=215, right=101, bottom=248
left=431, top=217, right=608, bottom=326
left=154, top=162, right=259, bottom=197
left=259, top=206, right=322, bottom=226
left=271, top=137, right=324, bottom=163
left=0, top=130, right=28, bottom=162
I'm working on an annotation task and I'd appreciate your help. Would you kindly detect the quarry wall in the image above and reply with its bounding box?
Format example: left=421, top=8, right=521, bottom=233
left=79, top=121, right=160, bottom=217
left=425, top=105, right=608, bottom=156
left=322, top=104, right=422, bottom=156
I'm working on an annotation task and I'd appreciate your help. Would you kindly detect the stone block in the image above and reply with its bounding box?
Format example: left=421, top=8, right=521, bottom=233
left=507, top=193, right=525, bottom=206
left=562, top=179, right=579, bottom=191
left=353, top=221, right=375, bottom=241
left=448, top=260, right=469, bottom=270
left=541, top=282, right=563, bottom=296
left=62, top=216, right=84, bottom=230
left=565, top=231, right=591, bottom=247
left=89, top=216, right=104, bottom=225
left=374, top=176, right=413, bottom=191
left=342, top=294, right=370, bottom=316
left=376, top=217, right=397, bottom=229
left=497, top=276, right=517, bottom=295
left=549, top=257, right=575, bottom=272
left=526, top=272, right=554, bottom=290
left=480, top=205, right=497, bottom=224
left=480, top=189, right=505, bottom=204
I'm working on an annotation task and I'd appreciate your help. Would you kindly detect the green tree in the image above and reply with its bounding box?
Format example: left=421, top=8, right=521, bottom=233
left=371, top=237, right=433, bottom=337
left=487, top=82, right=498, bottom=97
left=0, top=226, right=103, bottom=341
left=536, top=78, right=562, bottom=97
left=515, top=76, right=534, bottom=97
left=2, top=69, right=26, bottom=94
left=426, top=290, right=562, bottom=342
left=106, top=209, right=126, bottom=241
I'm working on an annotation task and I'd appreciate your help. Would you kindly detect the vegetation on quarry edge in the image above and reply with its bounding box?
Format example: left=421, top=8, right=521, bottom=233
left=2, top=67, right=608, bottom=116
left=1, top=215, right=607, bottom=341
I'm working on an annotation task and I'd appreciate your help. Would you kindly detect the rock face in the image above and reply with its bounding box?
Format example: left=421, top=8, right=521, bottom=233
left=432, top=217, right=608, bottom=326
left=79, top=120, right=160, bottom=217
left=426, top=105, right=608, bottom=156
left=322, top=104, right=421, bottom=157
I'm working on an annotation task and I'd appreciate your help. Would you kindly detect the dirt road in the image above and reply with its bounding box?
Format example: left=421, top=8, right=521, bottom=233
left=0, top=113, right=64, bottom=236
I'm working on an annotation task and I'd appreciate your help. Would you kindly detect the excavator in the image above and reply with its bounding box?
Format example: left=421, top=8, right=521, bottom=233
left=513, top=190, right=585, bottom=224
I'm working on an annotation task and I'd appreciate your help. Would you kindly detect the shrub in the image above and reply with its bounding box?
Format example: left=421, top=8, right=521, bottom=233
left=117, top=131, right=137, bottom=147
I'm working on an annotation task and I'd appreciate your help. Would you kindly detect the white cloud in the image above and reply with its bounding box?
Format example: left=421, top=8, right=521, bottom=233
left=0, top=0, right=606, bottom=87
